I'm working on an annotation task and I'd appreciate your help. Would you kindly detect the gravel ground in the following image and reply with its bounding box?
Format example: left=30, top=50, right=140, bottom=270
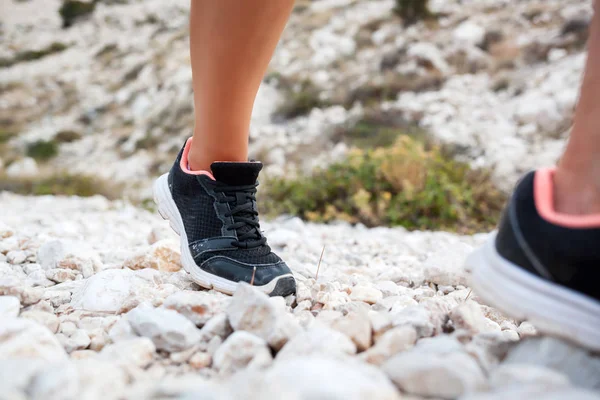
left=1, top=192, right=599, bottom=400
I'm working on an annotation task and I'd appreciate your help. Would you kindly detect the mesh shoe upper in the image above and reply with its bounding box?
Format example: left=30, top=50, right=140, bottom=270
left=167, top=142, right=284, bottom=272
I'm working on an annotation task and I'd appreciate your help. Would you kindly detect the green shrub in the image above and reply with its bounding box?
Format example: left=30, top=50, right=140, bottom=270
left=262, top=136, right=505, bottom=233
left=59, top=0, right=96, bottom=28
left=26, top=140, right=59, bottom=161
left=0, top=130, right=17, bottom=144
left=394, top=0, right=432, bottom=25
left=0, top=173, right=121, bottom=199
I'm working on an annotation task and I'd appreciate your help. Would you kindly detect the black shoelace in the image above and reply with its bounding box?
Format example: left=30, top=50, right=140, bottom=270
left=214, top=183, right=267, bottom=249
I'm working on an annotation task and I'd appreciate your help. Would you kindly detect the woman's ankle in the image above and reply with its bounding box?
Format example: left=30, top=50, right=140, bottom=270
left=553, top=165, right=600, bottom=216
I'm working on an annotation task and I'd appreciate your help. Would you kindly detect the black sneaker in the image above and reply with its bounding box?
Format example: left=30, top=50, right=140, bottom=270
left=467, top=168, right=600, bottom=351
left=153, top=138, right=296, bottom=296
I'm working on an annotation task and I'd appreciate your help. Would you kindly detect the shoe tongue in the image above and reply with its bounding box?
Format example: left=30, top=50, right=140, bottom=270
left=211, top=162, right=263, bottom=186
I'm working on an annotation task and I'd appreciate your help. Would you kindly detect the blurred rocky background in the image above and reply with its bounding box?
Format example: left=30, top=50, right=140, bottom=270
left=1, top=1, right=600, bottom=399
left=0, top=0, right=592, bottom=230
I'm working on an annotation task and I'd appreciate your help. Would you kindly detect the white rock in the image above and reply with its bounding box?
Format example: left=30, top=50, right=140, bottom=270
left=517, top=321, right=537, bottom=338
left=28, top=361, right=79, bottom=400
left=392, top=305, right=435, bottom=338
left=41, top=290, right=71, bottom=307
left=6, top=157, right=38, bottom=178
left=199, top=313, right=233, bottom=342
left=227, top=283, right=301, bottom=351
left=6, top=250, right=27, bottom=265
left=0, top=238, right=18, bottom=258
left=0, top=296, right=20, bottom=318
left=359, top=326, right=417, bottom=366
left=453, top=21, right=486, bottom=45
left=46, top=268, right=78, bottom=283
left=27, top=270, right=55, bottom=287
left=266, top=312, right=303, bottom=352
left=20, top=310, right=59, bottom=333
left=107, top=317, right=137, bottom=343
left=71, top=358, right=128, bottom=400
left=100, top=338, right=155, bottom=368
left=383, top=337, right=487, bottom=399
left=450, top=302, right=501, bottom=335
left=422, top=241, right=472, bottom=286
left=375, top=281, right=402, bottom=297
left=490, top=363, right=570, bottom=389
left=331, top=311, right=372, bottom=352
left=189, top=351, right=212, bottom=369
left=127, top=303, right=201, bottom=352
left=123, top=239, right=181, bottom=272
left=349, top=286, right=383, bottom=304
left=57, top=329, right=91, bottom=352
left=0, top=222, right=14, bottom=239
left=407, top=42, right=450, bottom=75
left=71, top=269, right=157, bottom=313
left=0, top=318, right=67, bottom=361
left=22, top=263, right=41, bottom=275
left=368, top=310, right=393, bottom=341
left=37, top=239, right=102, bottom=277
left=504, top=337, right=600, bottom=390
left=461, top=387, right=600, bottom=400
left=163, top=290, right=228, bottom=326
left=0, top=280, right=43, bottom=305
left=213, top=331, right=273, bottom=376
left=263, top=356, right=401, bottom=400
left=277, top=325, right=356, bottom=361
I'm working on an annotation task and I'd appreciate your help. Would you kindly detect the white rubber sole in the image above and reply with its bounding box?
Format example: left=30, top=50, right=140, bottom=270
left=153, top=173, right=293, bottom=296
left=467, top=232, right=600, bottom=352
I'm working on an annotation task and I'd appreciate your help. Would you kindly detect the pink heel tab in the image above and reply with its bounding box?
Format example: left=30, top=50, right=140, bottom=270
left=534, top=168, right=600, bottom=228
left=180, top=138, right=215, bottom=180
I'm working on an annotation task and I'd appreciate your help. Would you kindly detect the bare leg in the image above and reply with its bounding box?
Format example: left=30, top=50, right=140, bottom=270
left=555, top=4, right=600, bottom=215
left=187, top=0, right=294, bottom=172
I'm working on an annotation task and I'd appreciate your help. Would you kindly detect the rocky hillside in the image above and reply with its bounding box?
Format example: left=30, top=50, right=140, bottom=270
left=1, top=193, right=600, bottom=399
left=0, top=0, right=592, bottom=198
left=2, top=0, right=600, bottom=399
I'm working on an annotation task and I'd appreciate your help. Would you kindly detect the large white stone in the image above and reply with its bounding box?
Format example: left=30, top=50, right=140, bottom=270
left=453, top=21, right=486, bottom=45
left=276, top=325, right=356, bottom=361
left=56, top=329, right=91, bottom=353
left=489, top=364, right=570, bottom=389
left=227, top=283, right=302, bottom=351
left=37, top=239, right=102, bottom=278
left=349, top=286, right=383, bottom=305
left=163, top=290, right=228, bottom=327
left=461, top=387, right=600, bottom=400
left=20, top=310, right=59, bottom=333
left=263, top=356, right=401, bottom=400
left=0, top=296, right=20, bottom=318
left=450, top=302, right=501, bottom=335
left=392, top=305, right=435, bottom=338
left=71, top=269, right=158, bottom=313
left=0, top=318, right=67, bottom=361
left=359, top=326, right=417, bottom=366
left=383, top=337, right=487, bottom=399
left=504, top=337, right=600, bottom=390
left=127, top=303, right=201, bottom=352
left=213, top=331, right=273, bottom=376
left=99, top=337, right=155, bottom=368
left=330, top=311, right=372, bottom=352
